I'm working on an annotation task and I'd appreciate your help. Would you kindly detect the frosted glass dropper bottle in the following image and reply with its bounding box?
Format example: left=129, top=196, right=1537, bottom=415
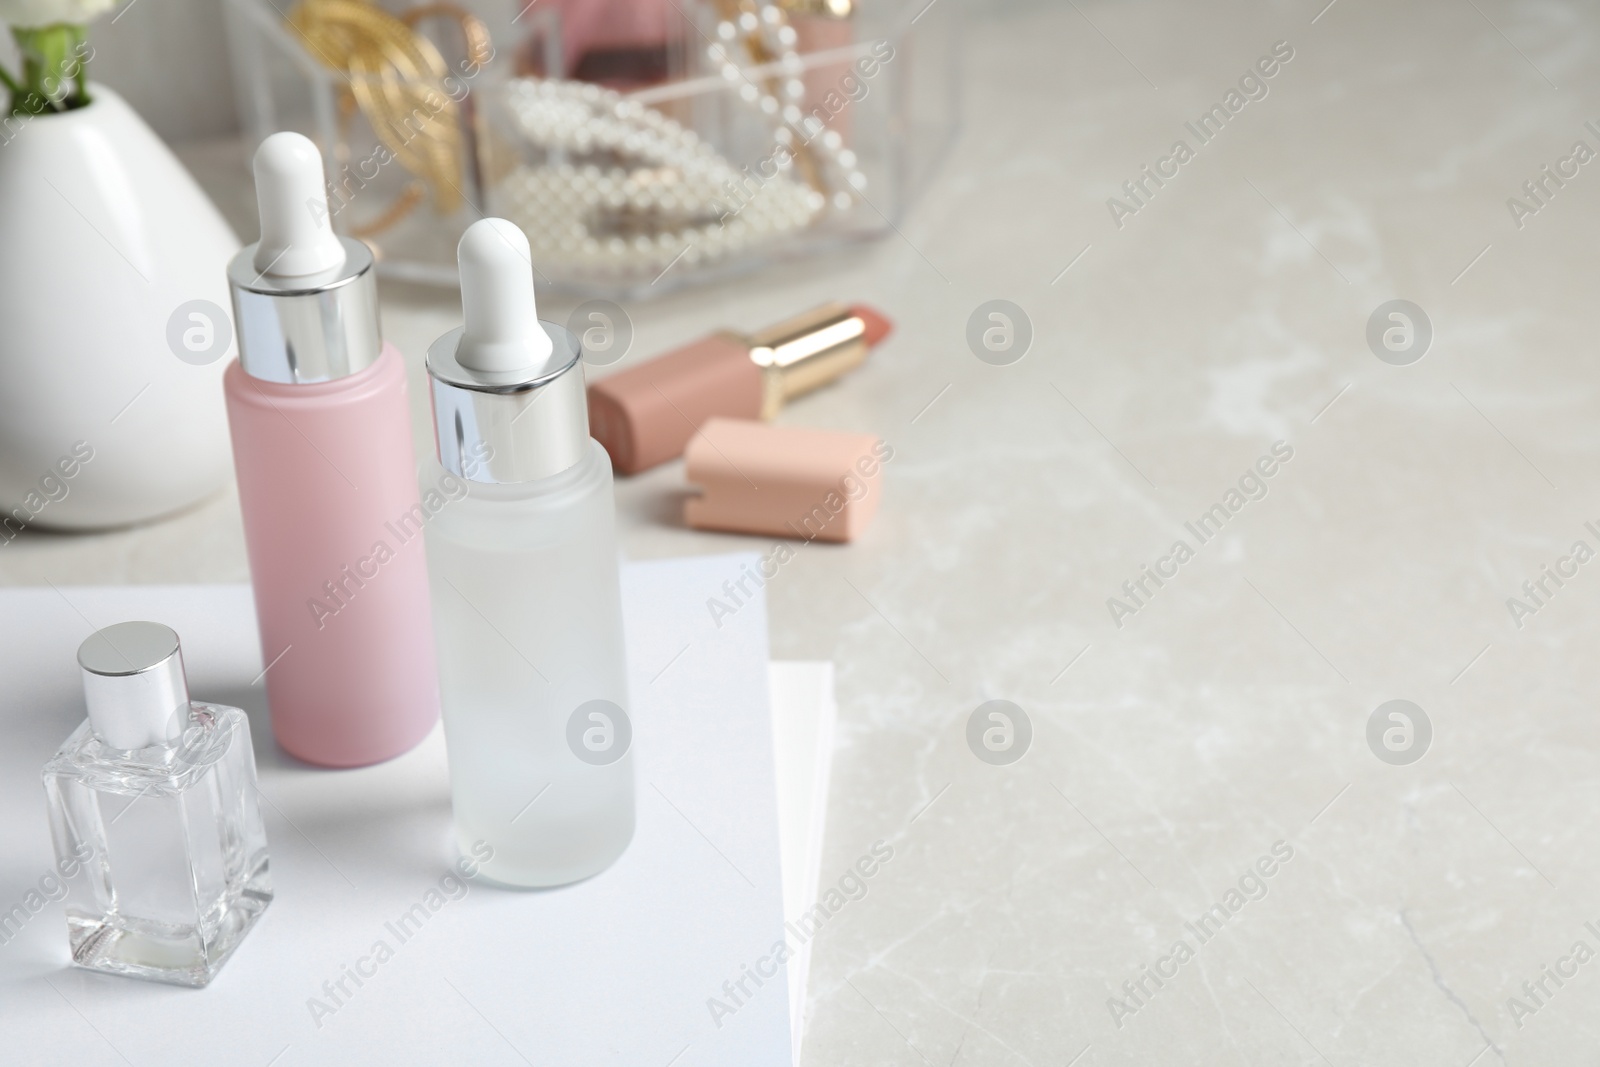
left=424, top=218, right=634, bottom=887
left=223, top=132, right=440, bottom=767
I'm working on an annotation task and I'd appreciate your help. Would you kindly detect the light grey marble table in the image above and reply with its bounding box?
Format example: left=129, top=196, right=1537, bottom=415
left=9, top=0, right=1600, bottom=1062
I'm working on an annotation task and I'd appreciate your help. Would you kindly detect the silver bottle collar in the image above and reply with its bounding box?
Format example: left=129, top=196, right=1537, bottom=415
left=228, top=236, right=382, bottom=385
left=426, top=320, right=590, bottom=484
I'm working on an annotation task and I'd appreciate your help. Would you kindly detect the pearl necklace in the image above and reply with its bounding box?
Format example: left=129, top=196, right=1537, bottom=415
left=708, top=0, right=867, bottom=212
left=500, top=78, right=823, bottom=279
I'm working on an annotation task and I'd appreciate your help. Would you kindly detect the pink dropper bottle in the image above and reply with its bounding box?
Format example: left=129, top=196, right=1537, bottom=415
left=222, top=132, right=439, bottom=767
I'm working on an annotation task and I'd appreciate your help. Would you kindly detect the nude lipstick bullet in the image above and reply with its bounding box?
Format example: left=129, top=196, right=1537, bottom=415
left=586, top=301, right=891, bottom=474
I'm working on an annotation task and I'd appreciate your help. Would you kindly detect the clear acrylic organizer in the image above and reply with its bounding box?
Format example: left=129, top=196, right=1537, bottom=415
left=222, top=0, right=958, bottom=297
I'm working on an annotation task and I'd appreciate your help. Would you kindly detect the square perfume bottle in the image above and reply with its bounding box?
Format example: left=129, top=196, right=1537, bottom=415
left=41, top=622, right=272, bottom=987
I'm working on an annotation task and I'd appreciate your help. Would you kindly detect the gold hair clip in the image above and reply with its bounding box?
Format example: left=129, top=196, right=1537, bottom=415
left=286, top=0, right=491, bottom=236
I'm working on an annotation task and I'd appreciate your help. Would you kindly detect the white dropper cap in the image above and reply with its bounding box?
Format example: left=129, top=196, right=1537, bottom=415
left=252, top=131, right=346, bottom=277
left=455, top=218, right=554, bottom=373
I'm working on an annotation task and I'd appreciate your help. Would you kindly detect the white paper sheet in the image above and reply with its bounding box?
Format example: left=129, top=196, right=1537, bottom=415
left=0, top=554, right=790, bottom=1067
left=767, top=661, right=836, bottom=1066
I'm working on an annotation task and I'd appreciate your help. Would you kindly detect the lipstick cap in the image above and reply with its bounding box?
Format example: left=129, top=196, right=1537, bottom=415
left=78, top=622, right=190, bottom=751
left=427, top=321, right=590, bottom=484
left=228, top=236, right=382, bottom=385
left=684, top=418, right=885, bottom=542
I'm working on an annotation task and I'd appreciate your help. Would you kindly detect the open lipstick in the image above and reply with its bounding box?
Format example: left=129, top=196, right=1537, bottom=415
left=586, top=301, right=891, bottom=474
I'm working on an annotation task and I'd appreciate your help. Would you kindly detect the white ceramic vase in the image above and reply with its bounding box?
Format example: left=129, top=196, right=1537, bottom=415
left=0, top=84, right=239, bottom=530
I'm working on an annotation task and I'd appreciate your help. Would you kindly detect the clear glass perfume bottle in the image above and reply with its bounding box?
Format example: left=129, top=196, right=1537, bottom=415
left=41, top=621, right=272, bottom=987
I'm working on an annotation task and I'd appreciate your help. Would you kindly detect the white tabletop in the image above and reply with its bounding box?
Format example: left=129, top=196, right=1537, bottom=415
left=5, top=1, right=1600, bottom=1062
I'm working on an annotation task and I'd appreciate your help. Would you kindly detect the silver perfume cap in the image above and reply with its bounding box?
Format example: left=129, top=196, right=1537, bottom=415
left=78, top=622, right=190, bottom=751
left=425, top=219, right=589, bottom=484
left=227, top=133, right=382, bottom=385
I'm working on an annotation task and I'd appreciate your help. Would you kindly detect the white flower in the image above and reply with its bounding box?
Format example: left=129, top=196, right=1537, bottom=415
left=0, top=0, right=119, bottom=27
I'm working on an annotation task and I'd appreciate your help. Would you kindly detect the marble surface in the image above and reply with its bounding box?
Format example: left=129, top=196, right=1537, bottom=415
left=8, top=0, right=1600, bottom=1062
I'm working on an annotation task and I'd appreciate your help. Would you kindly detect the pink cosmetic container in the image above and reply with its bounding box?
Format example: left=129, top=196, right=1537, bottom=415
left=223, top=132, right=439, bottom=767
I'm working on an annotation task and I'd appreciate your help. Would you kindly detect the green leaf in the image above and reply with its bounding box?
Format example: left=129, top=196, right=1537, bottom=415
left=9, top=23, right=91, bottom=116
